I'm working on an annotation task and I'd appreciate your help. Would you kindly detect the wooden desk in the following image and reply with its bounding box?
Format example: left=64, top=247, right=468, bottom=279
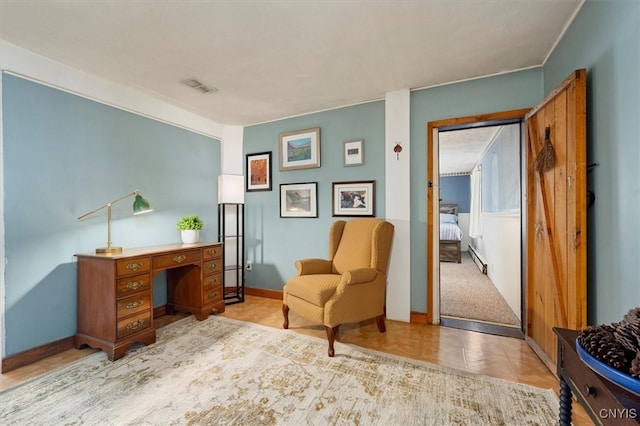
left=75, top=243, right=224, bottom=360
left=554, top=328, right=640, bottom=425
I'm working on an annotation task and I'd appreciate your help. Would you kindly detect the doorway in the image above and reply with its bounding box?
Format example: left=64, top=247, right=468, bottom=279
left=438, top=123, right=523, bottom=338
left=427, top=71, right=587, bottom=367
left=427, top=109, right=528, bottom=337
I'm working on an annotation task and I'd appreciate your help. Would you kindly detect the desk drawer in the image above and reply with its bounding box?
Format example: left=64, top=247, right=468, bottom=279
left=203, top=272, right=222, bottom=289
left=203, top=259, right=222, bottom=275
left=116, top=257, right=151, bottom=276
left=563, top=343, right=629, bottom=421
left=204, top=285, right=223, bottom=305
left=117, top=311, right=151, bottom=339
left=203, top=245, right=222, bottom=260
left=117, top=293, right=152, bottom=319
left=154, top=249, right=200, bottom=269
left=116, top=274, right=151, bottom=297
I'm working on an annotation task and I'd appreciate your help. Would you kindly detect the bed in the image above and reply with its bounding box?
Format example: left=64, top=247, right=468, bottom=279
left=439, top=203, right=463, bottom=263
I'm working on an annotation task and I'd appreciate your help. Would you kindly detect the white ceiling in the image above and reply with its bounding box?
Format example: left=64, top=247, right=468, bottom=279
left=0, top=0, right=582, bottom=126
left=439, top=126, right=502, bottom=175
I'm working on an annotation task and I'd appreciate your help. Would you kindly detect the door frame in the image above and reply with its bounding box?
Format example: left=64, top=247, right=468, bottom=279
left=426, top=108, right=530, bottom=324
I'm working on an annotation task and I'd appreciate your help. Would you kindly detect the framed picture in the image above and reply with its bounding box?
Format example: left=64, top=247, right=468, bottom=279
left=280, top=182, right=318, bottom=218
left=246, top=151, right=272, bottom=191
left=332, top=180, right=375, bottom=217
left=279, top=127, right=321, bottom=171
left=343, top=139, right=364, bottom=166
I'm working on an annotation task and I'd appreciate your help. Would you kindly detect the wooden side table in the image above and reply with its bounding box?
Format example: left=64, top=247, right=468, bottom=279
left=554, top=327, right=640, bottom=425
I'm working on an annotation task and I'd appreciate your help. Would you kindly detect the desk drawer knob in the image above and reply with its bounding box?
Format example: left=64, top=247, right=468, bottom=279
left=208, top=277, right=218, bottom=285
left=173, top=255, right=186, bottom=263
left=126, top=300, right=144, bottom=310
left=584, top=384, right=596, bottom=396
left=208, top=263, right=218, bottom=270
left=206, top=249, right=219, bottom=257
left=126, top=280, right=143, bottom=291
left=126, top=319, right=144, bottom=331
left=126, top=262, right=143, bottom=272
left=207, top=292, right=218, bottom=300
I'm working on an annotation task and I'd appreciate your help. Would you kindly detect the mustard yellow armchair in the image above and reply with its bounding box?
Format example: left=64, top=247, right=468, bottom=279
left=282, top=218, right=394, bottom=356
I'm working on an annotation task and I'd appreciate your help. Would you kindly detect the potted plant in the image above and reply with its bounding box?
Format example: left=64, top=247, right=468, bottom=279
left=176, top=215, right=204, bottom=244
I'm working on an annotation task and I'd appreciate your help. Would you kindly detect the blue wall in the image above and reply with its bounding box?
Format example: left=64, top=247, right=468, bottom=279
left=243, top=102, right=385, bottom=290
left=543, top=0, right=640, bottom=324
left=2, top=74, right=221, bottom=356
left=439, top=175, right=470, bottom=213
left=244, top=69, right=542, bottom=312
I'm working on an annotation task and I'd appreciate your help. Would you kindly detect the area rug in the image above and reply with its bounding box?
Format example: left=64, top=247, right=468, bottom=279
left=0, top=316, right=557, bottom=425
left=441, top=253, right=521, bottom=326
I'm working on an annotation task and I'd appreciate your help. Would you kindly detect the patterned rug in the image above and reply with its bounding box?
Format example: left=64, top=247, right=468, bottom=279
left=1, top=316, right=557, bottom=425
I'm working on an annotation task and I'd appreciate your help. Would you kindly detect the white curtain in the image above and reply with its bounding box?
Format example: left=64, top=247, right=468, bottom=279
left=469, top=165, right=483, bottom=238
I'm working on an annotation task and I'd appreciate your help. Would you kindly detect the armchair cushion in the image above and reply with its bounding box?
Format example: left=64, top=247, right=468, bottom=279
left=285, top=274, right=341, bottom=307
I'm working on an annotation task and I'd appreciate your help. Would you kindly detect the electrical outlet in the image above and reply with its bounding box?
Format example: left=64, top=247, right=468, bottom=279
left=246, top=260, right=252, bottom=271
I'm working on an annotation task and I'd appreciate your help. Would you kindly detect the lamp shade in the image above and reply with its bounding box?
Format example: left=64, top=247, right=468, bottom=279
left=218, top=174, right=245, bottom=204
left=133, top=193, right=152, bottom=215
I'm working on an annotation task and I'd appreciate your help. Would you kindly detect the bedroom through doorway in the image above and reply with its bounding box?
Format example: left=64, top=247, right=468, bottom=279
left=434, top=117, right=524, bottom=338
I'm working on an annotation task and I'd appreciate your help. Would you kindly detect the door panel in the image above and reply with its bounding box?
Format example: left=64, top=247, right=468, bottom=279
left=525, top=69, right=587, bottom=369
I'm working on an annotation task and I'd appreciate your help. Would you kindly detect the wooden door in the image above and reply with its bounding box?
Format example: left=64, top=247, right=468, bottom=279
left=525, top=69, right=587, bottom=370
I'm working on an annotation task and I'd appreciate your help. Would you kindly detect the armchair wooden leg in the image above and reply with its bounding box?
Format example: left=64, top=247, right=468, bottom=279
left=282, top=304, right=289, bottom=329
left=375, top=314, right=386, bottom=333
left=325, top=326, right=336, bottom=357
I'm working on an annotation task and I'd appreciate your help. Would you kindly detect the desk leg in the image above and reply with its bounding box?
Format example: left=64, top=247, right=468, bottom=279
left=559, top=376, right=573, bottom=426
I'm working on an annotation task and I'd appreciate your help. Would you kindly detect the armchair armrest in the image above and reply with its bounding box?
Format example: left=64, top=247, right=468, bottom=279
left=340, top=268, right=378, bottom=286
left=295, top=258, right=333, bottom=276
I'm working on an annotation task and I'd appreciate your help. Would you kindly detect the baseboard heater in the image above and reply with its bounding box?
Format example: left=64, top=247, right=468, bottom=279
left=468, top=245, right=487, bottom=275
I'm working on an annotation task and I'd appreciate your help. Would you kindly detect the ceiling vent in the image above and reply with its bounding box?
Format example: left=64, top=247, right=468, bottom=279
left=183, top=78, right=218, bottom=94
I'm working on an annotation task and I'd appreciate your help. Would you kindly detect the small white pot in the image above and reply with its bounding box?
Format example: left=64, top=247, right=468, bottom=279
left=181, top=230, right=200, bottom=244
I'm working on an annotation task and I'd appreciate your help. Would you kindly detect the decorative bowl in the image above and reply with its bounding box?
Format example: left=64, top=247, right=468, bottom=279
left=576, top=339, right=640, bottom=397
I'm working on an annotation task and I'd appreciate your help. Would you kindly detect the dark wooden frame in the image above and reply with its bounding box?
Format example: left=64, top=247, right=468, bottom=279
left=279, top=182, right=318, bottom=218
left=439, top=203, right=462, bottom=263
left=332, top=180, right=375, bottom=217
left=246, top=151, right=272, bottom=192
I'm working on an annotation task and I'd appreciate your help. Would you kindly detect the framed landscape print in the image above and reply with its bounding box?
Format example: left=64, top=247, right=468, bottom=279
left=332, top=180, right=375, bottom=217
left=343, top=139, right=364, bottom=166
left=246, top=151, right=272, bottom=191
left=280, top=182, right=318, bottom=218
left=278, top=127, right=320, bottom=171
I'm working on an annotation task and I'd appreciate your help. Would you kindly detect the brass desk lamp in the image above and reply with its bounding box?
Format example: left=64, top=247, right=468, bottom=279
left=78, top=190, right=152, bottom=254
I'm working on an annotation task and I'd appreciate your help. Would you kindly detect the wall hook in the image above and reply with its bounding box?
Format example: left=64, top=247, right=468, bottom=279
left=393, top=143, right=403, bottom=160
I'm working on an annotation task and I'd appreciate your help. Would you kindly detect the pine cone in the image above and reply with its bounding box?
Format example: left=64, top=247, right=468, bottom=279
left=578, top=326, right=631, bottom=371
left=614, top=323, right=640, bottom=353
left=631, top=352, right=640, bottom=379
left=623, top=307, right=640, bottom=324
left=622, top=308, right=640, bottom=333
